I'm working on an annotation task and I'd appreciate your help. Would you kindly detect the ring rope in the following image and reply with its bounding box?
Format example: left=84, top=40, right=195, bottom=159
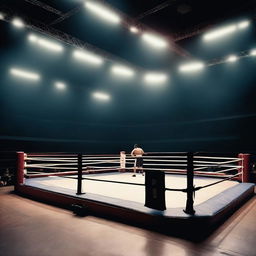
left=27, top=163, right=78, bottom=167
left=193, top=166, right=242, bottom=171
left=83, top=156, right=120, bottom=159
left=217, top=159, right=241, bottom=164
left=25, top=165, right=77, bottom=170
left=141, top=163, right=188, bottom=167
left=62, top=174, right=188, bottom=192
left=66, top=176, right=187, bottom=192
left=193, top=160, right=240, bottom=165
left=195, top=172, right=241, bottom=191
left=165, top=187, right=187, bottom=192
left=84, top=166, right=120, bottom=169
left=142, top=159, right=188, bottom=162
left=26, top=158, right=77, bottom=161
left=126, top=156, right=187, bottom=159
left=194, top=156, right=240, bottom=160
left=83, top=160, right=120, bottom=165
left=27, top=154, right=77, bottom=157
left=193, top=167, right=240, bottom=173
left=62, top=176, right=145, bottom=187
left=194, top=164, right=242, bottom=168
left=145, top=152, right=187, bottom=155
left=125, top=160, right=187, bottom=163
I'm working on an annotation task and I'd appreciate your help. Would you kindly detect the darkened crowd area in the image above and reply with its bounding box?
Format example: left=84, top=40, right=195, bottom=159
left=0, top=152, right=16, bottom=186
left=0, top=168, right=14, bottom=186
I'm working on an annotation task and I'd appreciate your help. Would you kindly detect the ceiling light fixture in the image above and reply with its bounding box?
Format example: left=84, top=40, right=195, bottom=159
left=203, top=25, right=237, bottom=41
left=111, top=65, right=135, bottom=77
left=143, top=72, right=168, bottom=84
left=179, top=62, right=205, bottom=72
left=85, top=1, right=120, bottom=24
left=237, top=20, right=250, bottom=29
left=10, top=67, right=40, bottom=81
left=12, top=18, right=25, bottom=28
left=73, top=49, right=104, bottom=66
left=142, top=33, right=168, bottom=49
left=226, top=55, right=238, bottom=62
left=92, top=91, right=111, bottom=101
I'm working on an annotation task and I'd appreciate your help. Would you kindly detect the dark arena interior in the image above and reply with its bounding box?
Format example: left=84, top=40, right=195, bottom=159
left=0, top=0, right=256, bottom=255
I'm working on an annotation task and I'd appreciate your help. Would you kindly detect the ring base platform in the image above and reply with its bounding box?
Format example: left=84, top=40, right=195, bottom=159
left=15, top=181, right=255, bottom=240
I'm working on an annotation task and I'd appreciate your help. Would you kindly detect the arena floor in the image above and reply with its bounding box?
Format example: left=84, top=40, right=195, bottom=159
left=25, top=172, right=238, bottom=208
left=0, top=186, right=256, bottom=256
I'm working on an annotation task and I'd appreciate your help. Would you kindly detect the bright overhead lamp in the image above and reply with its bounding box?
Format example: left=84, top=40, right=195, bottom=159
left=237, top=20, right=250, bottom=29
left=85, top=1, right=120, bottom=24
left=0, top=13, right=4, bottom=20
left=143, top=72, right=168, bottom=84
left=130, top=26, right=139, bottom=34
left=203, top=25, right=237, bottom=41
left=250, top=49, right=256, bottom=56
left=92, top=91, right=111, bottom=101
left=111, top=65, right=135, bottom=77
left=55, top=81, right=66, bottom=90
left=12, top=18, right=25, bottom=28
left=179, top=62, right=205, bottom=73
left=226, top=55, right=238, bottom=62
left=28, top=34, right=63, bottom=52
left=73, top=50, right=104, bottom=66
left=10, top=67, right=40, bottom=81
left=28, top=34, right=38, bottom=42
left=141, top=33, right=168, bottom=49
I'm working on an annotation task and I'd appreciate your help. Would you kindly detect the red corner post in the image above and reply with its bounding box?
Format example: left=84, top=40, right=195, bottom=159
left=16, top=152, right=25, bottom=190
left=238, top=153, right=251, bottom=182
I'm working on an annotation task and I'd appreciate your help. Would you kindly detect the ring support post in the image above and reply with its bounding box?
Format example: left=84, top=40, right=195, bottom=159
left=76, top=153, right=84, bottom=195
left=16, top=152, right=25, bottom=190
left=184, top=152, right=195, bottom=215
left=238, top=153, right=251, bottom=182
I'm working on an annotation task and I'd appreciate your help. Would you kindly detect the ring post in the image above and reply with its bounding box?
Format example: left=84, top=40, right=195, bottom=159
left=16, top=152, right=25, bottom=191
left=238, top=153, right=251, bottom=182
left=76, top=153, right=84, bottom=195
left=120, top=151, right=126, bottom=172
left=184, top=152, right=195, bottom=215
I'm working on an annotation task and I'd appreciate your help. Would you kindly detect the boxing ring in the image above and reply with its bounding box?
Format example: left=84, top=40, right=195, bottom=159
left=15, top=151, right=254, bottom=238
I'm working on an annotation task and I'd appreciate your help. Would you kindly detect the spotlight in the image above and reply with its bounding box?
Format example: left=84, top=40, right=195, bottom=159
left=28, top=34, right=63, bottom=52
left=179, top=62, right=205, bottom=73
left=203, top=25, right=237, bottom=41
left=37, top=38, right=63, bottom=52
left=85, top=1, right=120, bottom=24
left=28, top=34, right=38, bottom=42
left=226, top=55, right=238, bottom=62
left=141, top=33, right=168, bottom=49
left=0, top=13, right=4, bottom=20
left=55, top=81, right=66, bottom=90
left=237, top=20, right=250, bottom=29
left=92, top=91, right=111, bottom=101
left=143, top=72, right=168, bottom=84
left=111, top=65, right=135, bottom=77
left=10, top=67, right=40, bottom=81
left=12, top=18, right=25, bottom=28
left=73, top=50, right=104, bottom=66
left=130, top=26, right=139, bottom=34
left=250, top=49, right=256, bottom=56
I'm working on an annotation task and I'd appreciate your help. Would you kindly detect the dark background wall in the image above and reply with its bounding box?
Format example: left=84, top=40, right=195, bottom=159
left=0, top=20, right=256, bottom=153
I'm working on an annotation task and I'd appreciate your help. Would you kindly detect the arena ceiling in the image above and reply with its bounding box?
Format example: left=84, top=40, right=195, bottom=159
left=1, top=0, right=256, bottom=60
left=1, top=0, right=256, bottom=152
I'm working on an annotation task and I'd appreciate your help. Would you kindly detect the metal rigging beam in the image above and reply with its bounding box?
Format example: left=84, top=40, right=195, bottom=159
left=135, top=0, right=177, bottom=21
left=50, top=5, right=83, bottom=26
left=24, top=0, right=63, bottom=16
